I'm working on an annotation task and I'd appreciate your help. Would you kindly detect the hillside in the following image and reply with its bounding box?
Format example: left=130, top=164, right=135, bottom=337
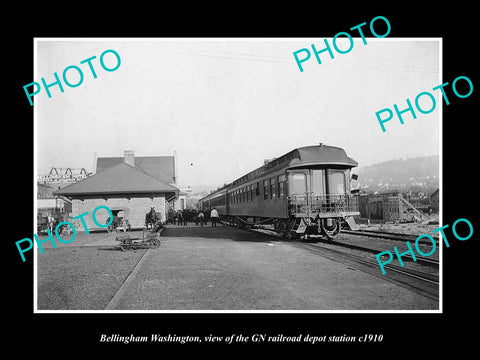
left=355, top=155, right=439, bottom=194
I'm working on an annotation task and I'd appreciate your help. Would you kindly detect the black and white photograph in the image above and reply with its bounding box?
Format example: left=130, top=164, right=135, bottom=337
left=33, top=37, right=441, bottom=312
left=6, top=6, right=478, bottom=354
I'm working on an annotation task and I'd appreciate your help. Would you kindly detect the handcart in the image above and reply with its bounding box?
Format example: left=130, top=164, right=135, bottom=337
left=115, top=228, right=161, bottom=251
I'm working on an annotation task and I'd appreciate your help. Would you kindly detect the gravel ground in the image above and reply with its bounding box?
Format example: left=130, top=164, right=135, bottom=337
left=359, top=221, right=441, bottom=237
left=36, top=225, right=438, bottom=311
left=108, top=226, right=438, bottom=311
left=36, top=246, right=148, bottom=310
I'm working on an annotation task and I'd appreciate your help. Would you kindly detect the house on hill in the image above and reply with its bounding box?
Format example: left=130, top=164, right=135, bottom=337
left=55, top=151, right=179, bottom=231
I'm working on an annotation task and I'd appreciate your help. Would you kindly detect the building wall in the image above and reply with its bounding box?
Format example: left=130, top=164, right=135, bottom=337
left=72, top=196, right=166, bottom=231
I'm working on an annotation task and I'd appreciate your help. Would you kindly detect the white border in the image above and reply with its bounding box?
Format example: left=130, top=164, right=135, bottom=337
left=33, top=37, right=443, bottom=314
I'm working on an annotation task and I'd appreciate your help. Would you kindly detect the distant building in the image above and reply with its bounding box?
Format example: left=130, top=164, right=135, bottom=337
left=37, top=183, right=54, bottom=199
left=430, top=188, right=439, bottom=212
left=37, top=182, right=72, bottom=231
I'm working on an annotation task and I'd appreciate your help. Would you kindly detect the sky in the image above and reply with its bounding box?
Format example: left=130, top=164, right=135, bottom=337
left=35, top=38, right=440, bottom=188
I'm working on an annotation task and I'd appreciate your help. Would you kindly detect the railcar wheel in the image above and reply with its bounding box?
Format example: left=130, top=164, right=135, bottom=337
left=274, top=219, right=287, bottom=236
left=235, top=217, right=246, bottom=229
left=320, top=218, right=340, bottom=241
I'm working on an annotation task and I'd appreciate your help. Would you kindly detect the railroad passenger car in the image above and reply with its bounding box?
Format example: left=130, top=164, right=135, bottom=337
left=198, top=144, right=359, bottom=240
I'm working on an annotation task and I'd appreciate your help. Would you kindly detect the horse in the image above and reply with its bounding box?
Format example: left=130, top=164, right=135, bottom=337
left=145, top=207, right=159, bottom=229
left=106, top=215, right=120, bottom=233
left=47, top=214, right=56, bottom=234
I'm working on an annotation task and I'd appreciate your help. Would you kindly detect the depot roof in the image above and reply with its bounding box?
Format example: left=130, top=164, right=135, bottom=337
left=54, top=162, right=179, bottom=197
left=96, top=156, right=175, bottom=184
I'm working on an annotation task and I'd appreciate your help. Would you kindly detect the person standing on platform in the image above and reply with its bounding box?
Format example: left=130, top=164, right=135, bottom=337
left=182, top=209, right=188, bottom=226
left=177, top=210, right=184, bottom=227
left=210, top=207, right=219, bottom=227
left=198, top=211, right=205, bottom=227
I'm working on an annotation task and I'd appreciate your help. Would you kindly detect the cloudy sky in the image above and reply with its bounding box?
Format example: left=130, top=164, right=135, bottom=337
left=35, top=38, right=440, bottom=188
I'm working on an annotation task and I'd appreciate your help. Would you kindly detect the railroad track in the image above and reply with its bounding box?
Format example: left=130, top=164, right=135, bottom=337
left=322, top=237, right=440, bottom=267
left=226, top=223, right=440, bottom=301
left=251, top=226, right=439, bottom=267
left=239, top=225, right=439, bottom=301
left=282, top=241, right=439, bottom=301
left=342, top=229, right=439, bottom=245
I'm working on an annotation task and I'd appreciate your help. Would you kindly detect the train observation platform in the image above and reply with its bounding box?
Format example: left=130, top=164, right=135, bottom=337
left=36, top=223, right=438, bottom=311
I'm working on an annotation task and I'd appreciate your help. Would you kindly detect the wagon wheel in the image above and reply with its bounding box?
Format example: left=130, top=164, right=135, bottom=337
left=320, top=218, right=340, bottom=241
left=150, top=238, right=161, bottom=248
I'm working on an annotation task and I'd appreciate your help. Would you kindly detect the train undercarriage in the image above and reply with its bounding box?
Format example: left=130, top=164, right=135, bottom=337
left=222, top=214, right=358, bottom=241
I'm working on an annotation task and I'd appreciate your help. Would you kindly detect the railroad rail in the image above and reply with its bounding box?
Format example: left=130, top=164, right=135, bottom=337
left=320, top=237, right=439, bottom=267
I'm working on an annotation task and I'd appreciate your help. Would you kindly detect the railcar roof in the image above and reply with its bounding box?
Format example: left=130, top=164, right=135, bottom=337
left=200, top=144, right=357, bottom=200
left=290, top=145, right=358, bottom=168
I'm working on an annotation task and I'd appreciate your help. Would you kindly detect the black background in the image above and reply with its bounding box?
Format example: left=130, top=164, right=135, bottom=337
left=5, top=4, right=477, bottom=355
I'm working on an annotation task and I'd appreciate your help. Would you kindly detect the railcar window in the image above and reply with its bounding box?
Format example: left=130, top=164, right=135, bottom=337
left=263, top=180, right=269, bottom=200
left=327, top=170, right=346, bottom=194
left=256, top=182, right=260, bottom=196
left=278, top=174, right=286, bottom=198
left=289, top=173, right=307, bottom=196
left=312, top=170, right=326, bottom=197
left=270, top=178, right=276, bottom=199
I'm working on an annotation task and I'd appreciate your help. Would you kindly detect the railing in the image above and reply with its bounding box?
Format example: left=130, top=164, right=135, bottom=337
left=288, top=194, right=360, bottom=217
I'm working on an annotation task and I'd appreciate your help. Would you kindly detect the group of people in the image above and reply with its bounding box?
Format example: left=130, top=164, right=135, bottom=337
left=196, top=208, right=219, bottom=227
left=167, top=208, right=219, bottom=227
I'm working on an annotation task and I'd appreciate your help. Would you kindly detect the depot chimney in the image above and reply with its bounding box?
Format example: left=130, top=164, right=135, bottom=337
left=124, top=150, right=135, bottom=167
